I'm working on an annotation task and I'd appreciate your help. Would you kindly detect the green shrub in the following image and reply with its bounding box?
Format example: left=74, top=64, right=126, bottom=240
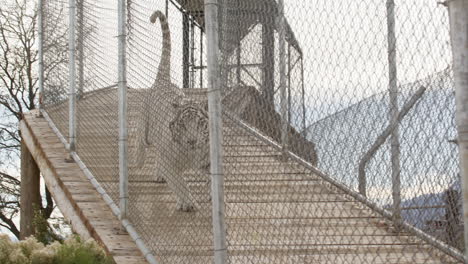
left=53, top=236, right=113, bottom=264
left=0, top=234, right=113, bottom=264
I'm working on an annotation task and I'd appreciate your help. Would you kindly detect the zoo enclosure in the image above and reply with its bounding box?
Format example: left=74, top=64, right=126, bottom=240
left=38, top=0, right=468, bottom=263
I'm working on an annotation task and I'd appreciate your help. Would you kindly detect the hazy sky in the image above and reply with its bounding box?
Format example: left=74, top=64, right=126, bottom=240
left=73, top=0, right=452, bottom=105
left=283, top=0, right=451, bottom=121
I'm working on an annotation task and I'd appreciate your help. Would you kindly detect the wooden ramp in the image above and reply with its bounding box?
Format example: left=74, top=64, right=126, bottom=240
left=20, top=113, right=148, bottom=264
left=21, top=87, right=462, bottom=263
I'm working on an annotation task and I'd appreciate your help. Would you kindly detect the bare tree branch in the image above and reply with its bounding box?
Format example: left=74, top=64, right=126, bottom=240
left=0, top=0, right=67, bottom=237
left=0, top=171, right=20, bottom=184
left=0, top=210, right=19, bottom=238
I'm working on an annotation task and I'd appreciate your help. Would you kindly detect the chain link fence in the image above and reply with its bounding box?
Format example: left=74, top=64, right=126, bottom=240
left=219, top=0, right=462, bottom=262
left=42, top=0, right=69, bottom=140
left=44, top=0, right=121, bottom=203
left=40, top=0, right=464, bottom=263
left=126, top=1, right=213, bottom=262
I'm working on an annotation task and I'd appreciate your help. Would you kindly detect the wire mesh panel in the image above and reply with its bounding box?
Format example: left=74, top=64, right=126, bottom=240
left=307, top=68, right=462, bottom=249
left=65, top=0, right=122, bottom=204
left=220, top=0, right=463, bottom=263
left=126, top=1, right=214, bottom=262
left=43, top=0, right=70, bottom=139
left=43, top=0, right=121, bottom=202
left=73, top=0, right=120, bottom=204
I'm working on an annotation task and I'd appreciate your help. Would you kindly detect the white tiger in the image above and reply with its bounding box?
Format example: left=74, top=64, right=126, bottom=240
left=134, top=10, right=210, bottom=212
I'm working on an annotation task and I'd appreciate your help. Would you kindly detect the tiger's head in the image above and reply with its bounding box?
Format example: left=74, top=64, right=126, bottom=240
left=169, top=99, right=210, bottom=170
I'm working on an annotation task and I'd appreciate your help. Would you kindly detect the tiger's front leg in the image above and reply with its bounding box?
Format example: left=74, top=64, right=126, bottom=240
left=155, top=155, right=195, bottom=212
left=154, top=174, right=166, bottom=183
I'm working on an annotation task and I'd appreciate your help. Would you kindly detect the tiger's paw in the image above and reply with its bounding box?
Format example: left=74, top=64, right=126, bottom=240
left=154, top=175, right=166, bottom=183
left=176, top=200, right=195, bottom=212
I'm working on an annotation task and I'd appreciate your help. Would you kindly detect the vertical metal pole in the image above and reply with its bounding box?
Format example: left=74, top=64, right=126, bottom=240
left=261, top=21, right=275, bottom=106
left=287, top=44, right=291, bottom=127
left=386, top=0, right=401, bottom=223
left=68, top=0, right=77, bottom=152
left=118, top=0, right=128, bottom=221
left=183, top=12, right=190, bottom=88
left=190, top=18, right=195, bottom=89
left=205, top=0, right=227, bottom=263
left=165, top=0, right=168, bottom=17
left=447, top=0, right=468, bottom=262
left=75, top=0, right=84, bottom=145
left=236, top=6, right=241, bottom=86
left=236, top=37, right=241, bottom=86
left=77, top=0, right=84, bottom=97
left=300, top=59, right=307, bottom=137
left=38, top=0, right=44, bottom=113
left=278, top=0, right=288, bottom=156
left=217, top=0, right=227, bottom=93
left=200, top=26, right=204, bottom=89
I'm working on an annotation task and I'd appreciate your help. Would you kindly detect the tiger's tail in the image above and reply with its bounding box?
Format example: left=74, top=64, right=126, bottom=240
left=150, top=10, right=171, bottom=83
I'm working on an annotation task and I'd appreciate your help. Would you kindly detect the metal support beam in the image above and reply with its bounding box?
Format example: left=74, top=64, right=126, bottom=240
left=205, top=0, right=227, bottom=263
left=278, top=0, right=288, bottom=156
left=190, top=18, right=196, bottom=89
left=37, top=0, right=44, bottom=114
left=68, top=0, right=77, bottom=151
left=183, top=12, right=190, bottom=88
left=446, top=0, right=468, bottom=262
left=287, top=44, right=291, bottom=128
left=165, top=0, right=169, bottom=17
left=262, top=19, right=275, bottom=106
left=358, top=86, right=426, bottom=197
left=386, top=0, right=401, bottom=223
left=77, top=0, right=84, bottom=97
left=118, top=0, right=128, bottom=221
left=235, top=0, right=241, bottom=86
left=200, top=26, right=204, bottom=88
left=301, top=59, right=307, bottom=137
left=236, top=30, right=241, bottom=86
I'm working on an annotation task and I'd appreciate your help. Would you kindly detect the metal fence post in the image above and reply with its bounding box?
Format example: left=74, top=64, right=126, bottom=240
left=68, top=0, right=77, bottom=152
left=278, top=0, right=288, bottom=156
left=386, top=0, right=401, bottom=222
left=301, top=59, right=307, bottom=138
left=183, top=12, right=190, bottom=88
left=204, top=0, right=228, bottom=263
left=77, top=0, right=84, bottom=97
left=118, top=0, right=128, bottom=221
left=37, top=0, right=44, bottom=114
left=447, top=0, right=468, bottom=262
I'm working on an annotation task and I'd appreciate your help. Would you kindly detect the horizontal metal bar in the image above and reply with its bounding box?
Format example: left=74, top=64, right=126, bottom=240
left=226, top=63, right=263, bottom=68
left=401, top=205, right=447, bottom=210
